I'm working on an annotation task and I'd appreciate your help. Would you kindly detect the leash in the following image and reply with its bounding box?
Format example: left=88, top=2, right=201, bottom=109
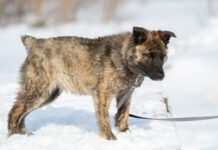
left=117, top=74, right=218, bottom=122
left=129, top=114, right=218, bottom=122
left=116, top=74, right=142, bottom=110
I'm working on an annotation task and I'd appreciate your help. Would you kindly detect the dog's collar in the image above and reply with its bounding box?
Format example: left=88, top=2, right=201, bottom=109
left=133, top=74, right=145, bottom=87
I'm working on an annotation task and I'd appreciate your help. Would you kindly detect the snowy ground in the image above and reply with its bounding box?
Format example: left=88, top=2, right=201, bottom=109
left=0, top=77, right=180, bottom=150
left=1, top=0, right=218, bottom=149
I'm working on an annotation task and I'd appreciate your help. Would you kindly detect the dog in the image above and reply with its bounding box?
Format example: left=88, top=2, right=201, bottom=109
left=8, top=27, right=176, bottom=140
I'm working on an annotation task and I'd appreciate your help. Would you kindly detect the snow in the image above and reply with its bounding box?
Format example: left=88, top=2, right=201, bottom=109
left=0, top=79, right=180, bottom=150
left=1, top=0, right=218, bottom=149
left=163, top=17, right=218, bottom=149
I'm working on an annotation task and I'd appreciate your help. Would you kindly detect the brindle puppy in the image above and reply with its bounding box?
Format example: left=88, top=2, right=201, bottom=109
left=8, top=27, right=176, bottom=140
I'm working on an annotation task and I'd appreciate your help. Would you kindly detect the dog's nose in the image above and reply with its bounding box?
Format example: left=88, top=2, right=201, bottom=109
left=154, top=66, right=164, bottom=80
left=157, top=68, right=164, bottom=79
left=158, top=73, right=164, bottom=79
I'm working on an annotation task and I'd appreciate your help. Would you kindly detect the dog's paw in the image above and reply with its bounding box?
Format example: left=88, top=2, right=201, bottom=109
left=100, top=131, right=117, bottom=140
left=116, top=121, right=129, bottom=132
left=119, top=126, right=129, bottom=132
left=8, top=131, right=33, bottom=137
left=19, top=128, right=34, bottom=136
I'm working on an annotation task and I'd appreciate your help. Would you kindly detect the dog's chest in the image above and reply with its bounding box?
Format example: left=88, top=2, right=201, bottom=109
left=101, top=63, right=138, bottom=94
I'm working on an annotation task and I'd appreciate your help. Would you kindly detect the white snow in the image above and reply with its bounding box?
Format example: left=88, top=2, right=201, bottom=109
left=0, top=78, right=180, bottom=150
left=163, top=17, right=218, bottom=150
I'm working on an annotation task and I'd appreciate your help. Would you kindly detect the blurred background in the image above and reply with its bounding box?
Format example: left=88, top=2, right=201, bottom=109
left=0, top=0, right=218, bottom=149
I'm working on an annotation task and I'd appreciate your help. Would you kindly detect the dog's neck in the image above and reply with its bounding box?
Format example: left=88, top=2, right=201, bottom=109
left=93, top=32, right=141, bottom=81
left=105, top=32, right=137, bottom=77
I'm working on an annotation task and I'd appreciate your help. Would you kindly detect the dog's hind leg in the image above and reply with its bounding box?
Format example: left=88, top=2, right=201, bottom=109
left=115, top=91, right=132, bottom=132
left=8, top=80, right=55, bottom=136
left=16, top=87, right=62, bottom=135
left=8, top=58, right=61, bottom=136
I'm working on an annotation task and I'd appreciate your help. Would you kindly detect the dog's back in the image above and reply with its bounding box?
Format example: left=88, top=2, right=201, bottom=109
left=21, top=35, right=101, bottom=95
left=20, top=33, right=133, bottom=94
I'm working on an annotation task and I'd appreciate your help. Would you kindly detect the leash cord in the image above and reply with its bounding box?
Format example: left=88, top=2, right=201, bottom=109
left=129, top=114, right=218, bottom=122
left=117, top=74, right=218, bottom=122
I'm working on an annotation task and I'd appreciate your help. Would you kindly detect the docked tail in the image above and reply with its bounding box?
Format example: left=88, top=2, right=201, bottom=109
left=21, top=35, right=36, bottom=51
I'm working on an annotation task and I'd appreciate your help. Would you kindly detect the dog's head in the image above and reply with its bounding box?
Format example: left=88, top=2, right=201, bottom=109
left=127, top=27, right=176, bottom=81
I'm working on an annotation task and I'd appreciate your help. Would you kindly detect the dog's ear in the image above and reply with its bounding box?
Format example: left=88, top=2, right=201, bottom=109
left=133, top=27, right=148, bottom=45
left=159, top=31, right=176, bottom=47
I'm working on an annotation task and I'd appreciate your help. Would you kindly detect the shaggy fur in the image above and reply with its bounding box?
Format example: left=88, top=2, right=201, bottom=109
left=8, top=27, right=176, bottom=140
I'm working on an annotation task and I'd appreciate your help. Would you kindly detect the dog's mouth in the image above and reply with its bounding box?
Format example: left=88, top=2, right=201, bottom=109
left=137, top=63, right=164, bottom=81
left=149, top=73, right=164, bottom=81
left=140, top=71, right=164, bottom=81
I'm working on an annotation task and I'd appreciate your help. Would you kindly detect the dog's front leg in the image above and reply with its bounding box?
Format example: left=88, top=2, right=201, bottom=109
left=92, top=91, right=116, bottom=140
left=115, top=91, right=132, bottom=132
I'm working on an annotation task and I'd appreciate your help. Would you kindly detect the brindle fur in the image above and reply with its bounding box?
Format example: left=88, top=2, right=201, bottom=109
left=8, top=27, right=176, bottom=140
